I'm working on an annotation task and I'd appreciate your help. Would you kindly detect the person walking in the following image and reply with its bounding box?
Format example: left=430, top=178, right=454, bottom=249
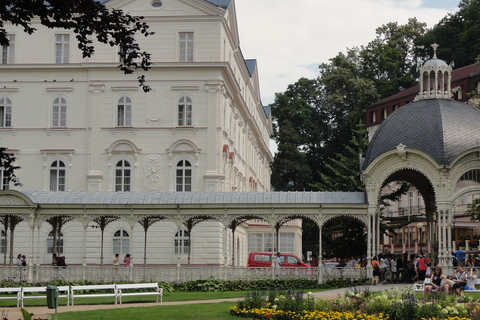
left=371, top=256, right=380, bottom=285
left=124, top=253, right=131, bottom=280
left=275, top=252, right=282, bottom=267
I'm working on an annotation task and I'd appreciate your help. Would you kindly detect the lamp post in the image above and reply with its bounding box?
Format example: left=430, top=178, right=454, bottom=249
left=417, top=222, right=423, bottom=255
left=407, top=213, right=411, bottom=258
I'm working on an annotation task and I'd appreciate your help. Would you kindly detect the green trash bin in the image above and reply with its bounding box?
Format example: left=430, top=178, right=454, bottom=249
left=46, top=285, right=58, bottom=309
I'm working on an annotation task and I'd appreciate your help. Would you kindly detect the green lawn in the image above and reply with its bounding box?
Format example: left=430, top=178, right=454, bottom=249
left=0, top=290, right=252, bottom=308
left=55, top=302, right=239, bottom=320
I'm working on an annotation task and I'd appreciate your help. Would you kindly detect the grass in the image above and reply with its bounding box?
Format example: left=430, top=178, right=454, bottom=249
left=0, top=290, right=252, bottom=308
left=54, top=302, right=239, bottom=320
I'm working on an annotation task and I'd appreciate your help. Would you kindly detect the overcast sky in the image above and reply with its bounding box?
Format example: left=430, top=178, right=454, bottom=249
left=235, top=0, right=461, bottom=106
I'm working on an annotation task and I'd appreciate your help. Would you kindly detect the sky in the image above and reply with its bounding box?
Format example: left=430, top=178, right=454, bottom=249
left=235, top=0, right=461, bottom=106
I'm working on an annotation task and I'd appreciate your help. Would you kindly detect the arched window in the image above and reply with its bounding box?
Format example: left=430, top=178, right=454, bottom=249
left=47, top=231, right=64, bottom=254
left=177, top=96, right=192, bottom=126
left=174, top=227, right=190, bottom=254
left=115, top=160, right=131, bottom=191
left=176, top=160, right=192, bottom=192
left=50, top=160, right=66, bottom=191
left=113, top=229, right=130, bottom=254
left=455, top=169, right=480, bottom=191
left=0, top=97, right=12, bottom=127
left=117, top=96, right=132, bottom=127
left=52, top=97, right=67, bottom=127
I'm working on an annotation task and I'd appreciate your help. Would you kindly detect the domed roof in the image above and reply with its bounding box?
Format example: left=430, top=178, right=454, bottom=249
left=423, top=58, right=448, bottom=68
left=363, top=99, right=480, bottom=169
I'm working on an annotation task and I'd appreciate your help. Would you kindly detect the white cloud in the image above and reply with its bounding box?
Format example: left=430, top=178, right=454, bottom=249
left=235, top=0, right=458, bottom=105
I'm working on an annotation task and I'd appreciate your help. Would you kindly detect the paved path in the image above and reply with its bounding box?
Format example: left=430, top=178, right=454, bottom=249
left=2, top=283, right=413, bottom=320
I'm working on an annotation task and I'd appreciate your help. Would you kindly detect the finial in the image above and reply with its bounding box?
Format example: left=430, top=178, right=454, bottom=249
left=431, top=43, right=439, bottom=59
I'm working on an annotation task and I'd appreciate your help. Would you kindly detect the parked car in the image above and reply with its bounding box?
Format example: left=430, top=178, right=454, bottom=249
left=247, top=252, right=310, bottom=268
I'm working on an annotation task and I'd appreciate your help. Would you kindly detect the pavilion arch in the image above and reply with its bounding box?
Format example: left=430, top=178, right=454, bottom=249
left=363, top=148, right=441, bottom=202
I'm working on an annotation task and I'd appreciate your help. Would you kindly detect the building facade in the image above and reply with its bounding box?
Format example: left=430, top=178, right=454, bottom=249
left=0, top=0, right=301, bottom=267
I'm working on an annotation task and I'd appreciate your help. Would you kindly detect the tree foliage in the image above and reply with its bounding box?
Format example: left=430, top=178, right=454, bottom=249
left=360, top=18, right=428, bottom=99
left=414, top=0, right=480, bottom=68
left=467, top=198, right=480, bottom=222
left=0, top=147, right=21, bottom=187
left=0, top=0, right=154, bottom=92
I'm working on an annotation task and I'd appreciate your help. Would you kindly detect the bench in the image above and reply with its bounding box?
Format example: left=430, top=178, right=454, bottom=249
left=20, top=286, right=70, bottom=307
left=116, top=283, right=163, bottom=304
left=70, top=284, right=117, bottom=305
left=0, top=287, right=22, bottom=307
left=413, top=278, right=480, bottom=293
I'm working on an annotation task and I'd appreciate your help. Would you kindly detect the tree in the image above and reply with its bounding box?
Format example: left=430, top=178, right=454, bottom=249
left=314, top=121, right=368, bottom=192
left=270, top=78, right=322, bottom=191
left=414, top=0, right=480, bottom=68
left=0, top=147, right=21, bottom=187
left=0, top=0, right=154, bottom=92
left=360, top=18, right=428, bottom=99
left=467, top=198, right=480, bottom=222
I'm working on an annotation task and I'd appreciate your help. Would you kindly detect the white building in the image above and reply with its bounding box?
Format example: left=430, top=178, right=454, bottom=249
left=0, top=0, right=305, bottom=267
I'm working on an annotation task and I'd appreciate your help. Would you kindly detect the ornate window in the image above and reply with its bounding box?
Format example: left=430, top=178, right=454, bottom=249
left=55, top=34, right=70, bottom=64
left=117, top=96, right=132, bottom=127
left=177, top=96, right=192, bottom=127
left=179, top=32, right=193, bottom=62
left=176, top=160, right=192, bottom=192
left=113, top=229, right=130, bottom=254
left=247, top=233, right=294, bottom=254
left=1, top=34, right=15, bottom=64
left=47, top=231, right=64, bottom=254
left=0, top=168, right=9, bottom=190
left=50, top=160, right=66, bottom=191
left=0, top=97, right=12, bottom=127
left=1, top=230, right=6, bottom=254
left=52, top=97, right=67, bottom=127
left=115, top=160, right=131, bottom=192
left=174, top=227, right=190, bottom=254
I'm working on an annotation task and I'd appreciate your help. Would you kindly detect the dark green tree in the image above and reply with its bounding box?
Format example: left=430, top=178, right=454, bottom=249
left=1, top=0, right=154, bottom=91
left=415, top=0, right=480, bottom=68
left=270, top=78, right=324, bottom=191
left=314, top=121, right=368, bottom=192
left=360, top=18, right=428, bottom=99
left=322, top=217, right=367, bottom=259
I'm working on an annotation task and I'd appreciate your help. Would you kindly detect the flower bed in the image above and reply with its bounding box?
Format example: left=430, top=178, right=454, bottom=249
left=230, top=286, right=480, bottom=320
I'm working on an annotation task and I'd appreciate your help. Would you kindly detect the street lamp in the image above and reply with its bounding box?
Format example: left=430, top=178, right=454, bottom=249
left=417, top=222, right=423, bottom=255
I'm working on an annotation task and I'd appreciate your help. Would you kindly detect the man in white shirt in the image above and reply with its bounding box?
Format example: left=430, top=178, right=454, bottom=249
left=276, top=252, right=282, bottom=267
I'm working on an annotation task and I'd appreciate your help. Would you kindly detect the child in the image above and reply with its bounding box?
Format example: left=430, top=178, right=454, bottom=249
left=464, top=268, right=477, bottom=290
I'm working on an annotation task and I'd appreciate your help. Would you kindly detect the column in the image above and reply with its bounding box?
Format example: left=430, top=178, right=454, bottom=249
left=86, top=83, right=105, bottom=191
left=223, top=225, right=228, bottom=281
left=35, top=222, right=41, bottom=283
left=318, top=222, right=323, bottom=284
left=82, top=221, right=88, bottom=281
left=28, top=222, right=35, bottom=283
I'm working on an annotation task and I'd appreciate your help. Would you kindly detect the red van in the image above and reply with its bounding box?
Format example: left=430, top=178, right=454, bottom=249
left=247, top=252, right=310, bottom=268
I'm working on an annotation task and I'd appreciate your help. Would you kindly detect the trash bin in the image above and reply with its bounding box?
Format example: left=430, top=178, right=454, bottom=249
left=46, top=285, right=58, bottom=309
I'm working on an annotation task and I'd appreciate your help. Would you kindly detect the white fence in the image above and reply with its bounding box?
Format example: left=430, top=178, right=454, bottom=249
left=0, top=266, right=367, bottom=284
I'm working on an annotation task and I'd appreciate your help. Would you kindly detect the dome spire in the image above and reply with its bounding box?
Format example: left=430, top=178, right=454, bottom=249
left=415, top=43, right=453, bottom=101
left=431, top=43, right=439, bottom=59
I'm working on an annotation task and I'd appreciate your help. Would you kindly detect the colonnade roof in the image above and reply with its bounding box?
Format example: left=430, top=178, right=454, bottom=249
left=18, top=191, right=367, bottom=205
